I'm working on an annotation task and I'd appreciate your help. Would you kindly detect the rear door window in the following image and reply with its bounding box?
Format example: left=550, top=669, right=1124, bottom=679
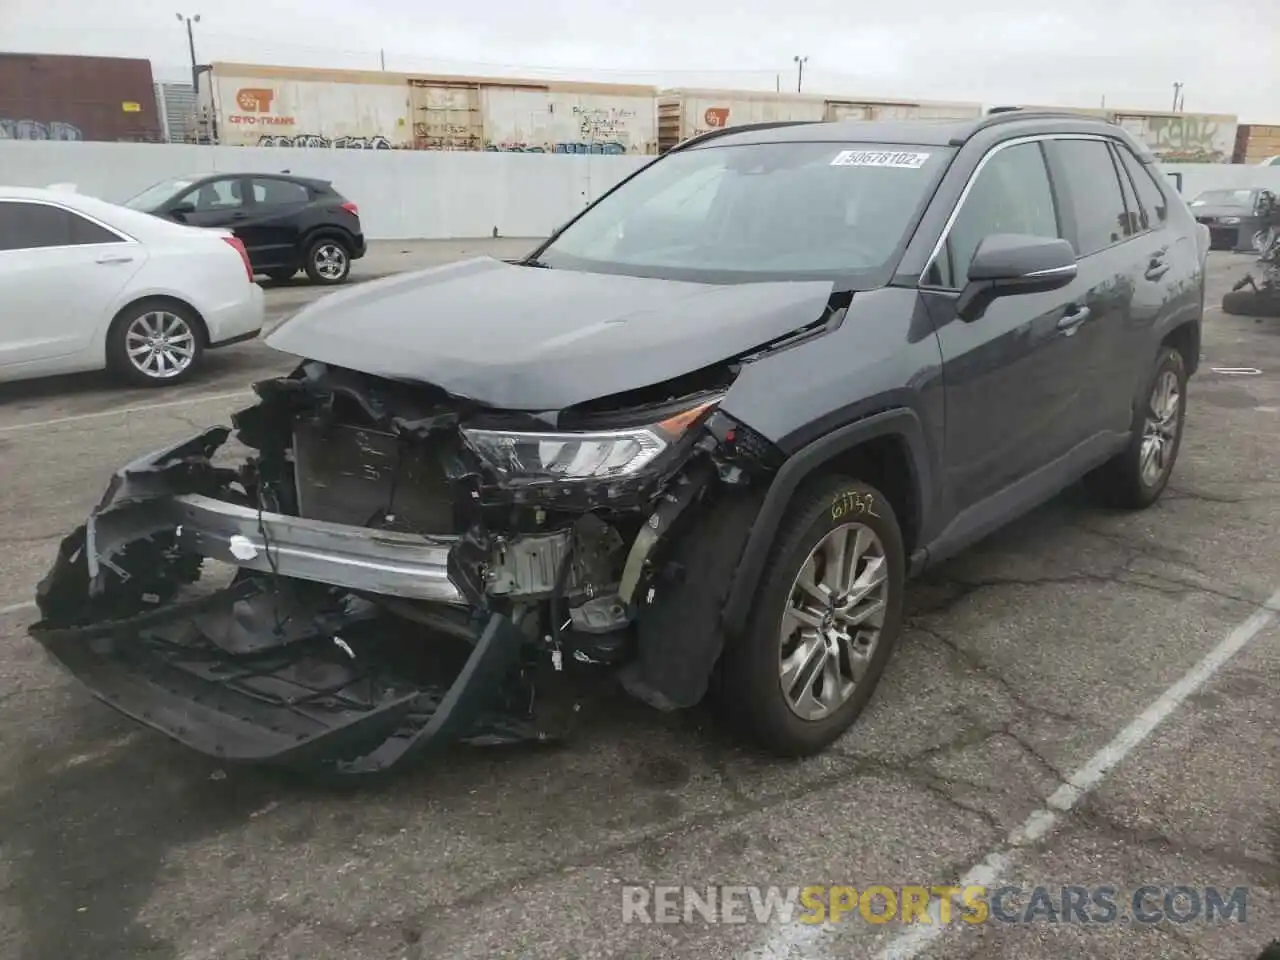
left=0, top=202, right=123, bottom=251
left=179, top=178, right=245, bottom=212
left=1052, top=138, right=1131, bottom=256
left=250, top=178, right=311, bottom=206
left=930, top=141, right=1061, bottom=288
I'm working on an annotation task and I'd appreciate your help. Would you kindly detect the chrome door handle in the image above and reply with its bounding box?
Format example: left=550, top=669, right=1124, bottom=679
left=95, top=254, right=134, bottom=265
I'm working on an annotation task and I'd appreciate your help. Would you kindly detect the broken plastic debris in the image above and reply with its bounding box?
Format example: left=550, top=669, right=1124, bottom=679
left=227, top=534, right=259, bottom=560
left=333, top=636, right=355, bottom=659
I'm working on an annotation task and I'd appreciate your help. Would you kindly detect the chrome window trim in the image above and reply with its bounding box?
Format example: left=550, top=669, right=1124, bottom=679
left=0, top=196, right=138, bottom=253
left=920, top=132, right=1122, bottom=291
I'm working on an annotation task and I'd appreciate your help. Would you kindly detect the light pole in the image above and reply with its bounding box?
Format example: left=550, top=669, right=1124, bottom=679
left=1171, top=81, right=1183, bottom=112
left=176, top=14, right=204, bottom=141
left=794, top=55, right=808, bottom=93
left=176, top=14, right=201, bottom=95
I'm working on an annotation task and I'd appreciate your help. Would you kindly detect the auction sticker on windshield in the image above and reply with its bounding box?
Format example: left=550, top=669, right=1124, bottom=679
left=830, top=150, right=931, bottom=168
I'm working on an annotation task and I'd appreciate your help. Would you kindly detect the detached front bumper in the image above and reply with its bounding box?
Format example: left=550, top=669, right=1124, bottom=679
left=27, top=428, right=574, bottom=771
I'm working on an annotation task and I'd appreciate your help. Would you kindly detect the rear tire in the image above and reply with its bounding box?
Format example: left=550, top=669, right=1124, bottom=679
left=106, top=300, right=205, bottom=388
left=1222, top=289, right=1280, bottom=318
left=304, top=237, right=351, bottom=285
left=1083, top=346, right=1186, bottom=509
left=719, top=475, right=905, bottom=757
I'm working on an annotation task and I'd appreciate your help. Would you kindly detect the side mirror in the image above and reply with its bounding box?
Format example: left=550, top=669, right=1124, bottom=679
left=956, top=234, right=1078, bottom=321
left=168, top=201, right=196, bottom=219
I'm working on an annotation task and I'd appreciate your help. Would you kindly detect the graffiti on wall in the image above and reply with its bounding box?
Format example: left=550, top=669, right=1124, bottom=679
left=484, top=141, right=627, bottom=154
left=257, top=134, right=395, bottom=149
left=1126, top=115, right=1229, bottom=163
left=0, top=119, right=83, bottom=141
left=412, top=121, right=481, bottom=151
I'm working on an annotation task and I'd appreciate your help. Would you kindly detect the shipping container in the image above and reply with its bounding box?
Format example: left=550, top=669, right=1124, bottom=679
left=1233, top=124, right=1280, bottom=164
left=656, top=88, right=983, bottom=151
left=657, top=90, right=828, bottom=152
left=1110, top=110, right=1237, bottom=164
left=205, top=62, right=658, bottom=152
left=822, top=98, right=983, bottom=123
left=0, top=52, right=162, bottom=142
left=478, top=87, right=656, bottom=154
left=207, top=65, right=414, bottom=148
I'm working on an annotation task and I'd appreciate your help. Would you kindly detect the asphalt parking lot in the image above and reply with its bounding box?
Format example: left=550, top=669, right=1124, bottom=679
left=0, top=247, right=1276, bottom=960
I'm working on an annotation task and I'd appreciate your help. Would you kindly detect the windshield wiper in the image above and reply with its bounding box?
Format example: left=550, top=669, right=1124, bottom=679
left=521, top=257, right=553, bottom=269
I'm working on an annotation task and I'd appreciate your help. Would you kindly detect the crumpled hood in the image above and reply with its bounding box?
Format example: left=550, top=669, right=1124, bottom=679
left=265, top=257, right=835, bottom=411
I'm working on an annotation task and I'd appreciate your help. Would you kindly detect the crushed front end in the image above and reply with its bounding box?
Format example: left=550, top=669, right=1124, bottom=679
left=29, top=360, right=780, bottom=772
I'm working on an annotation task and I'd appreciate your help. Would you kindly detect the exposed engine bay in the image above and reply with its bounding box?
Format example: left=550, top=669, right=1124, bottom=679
left=29, top=360, right=782, bottom=772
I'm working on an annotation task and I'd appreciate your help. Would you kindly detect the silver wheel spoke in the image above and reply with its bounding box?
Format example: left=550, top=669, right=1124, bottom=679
left=785, top=605, right=825, bottom=631
left=795, top=559, right=830, bottom=606
left=781, top=633, right=826, bottom=698
left=836, top=597, right=886, bottom=629
left=820, top=527, right=850, bottom=594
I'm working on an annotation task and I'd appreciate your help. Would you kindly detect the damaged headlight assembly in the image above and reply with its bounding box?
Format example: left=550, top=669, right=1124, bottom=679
left=461, top=398, right=722, bottom=487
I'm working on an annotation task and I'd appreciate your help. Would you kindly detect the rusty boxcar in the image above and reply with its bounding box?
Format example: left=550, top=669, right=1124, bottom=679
left=0, top=53, right=163, bottom=142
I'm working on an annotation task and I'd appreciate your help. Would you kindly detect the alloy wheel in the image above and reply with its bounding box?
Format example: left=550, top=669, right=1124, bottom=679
left=778, top=522, right=889, bottom=721
left=125, top=311, right=197, bottom=380
left=1140, top=368, right=1180, bottom=487
left=313, top=243, right=348, bottom=280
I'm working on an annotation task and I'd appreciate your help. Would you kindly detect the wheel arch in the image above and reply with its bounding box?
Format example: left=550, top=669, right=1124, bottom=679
left=720, top=408, right=932, bottom=639
left=1161, top=318, right=1201, bottom=378
left=300, top=225, right=355, bottom=253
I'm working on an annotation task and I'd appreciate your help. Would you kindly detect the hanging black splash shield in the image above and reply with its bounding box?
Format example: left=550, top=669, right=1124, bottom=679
left=25, top=428, right=531, bottom=772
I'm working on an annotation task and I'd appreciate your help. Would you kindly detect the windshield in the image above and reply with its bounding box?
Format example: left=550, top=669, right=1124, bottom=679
left=1191, top=189, right=1256, bottom=207
left=122, top=178, right=195, bottom=210
left=536, top=141, right=953, bottom=282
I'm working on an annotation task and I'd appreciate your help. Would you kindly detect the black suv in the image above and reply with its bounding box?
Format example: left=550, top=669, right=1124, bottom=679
left=32, top=111, right=1207, bottom=772
left=122, top=173, right=367, bottom=284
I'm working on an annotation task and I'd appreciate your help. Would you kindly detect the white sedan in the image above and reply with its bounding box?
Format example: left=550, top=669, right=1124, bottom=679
left=0, top=186, right=264, bottom=386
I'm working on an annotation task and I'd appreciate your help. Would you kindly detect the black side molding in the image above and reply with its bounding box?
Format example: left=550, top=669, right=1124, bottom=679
left=720, top=407, right=932, bottom=638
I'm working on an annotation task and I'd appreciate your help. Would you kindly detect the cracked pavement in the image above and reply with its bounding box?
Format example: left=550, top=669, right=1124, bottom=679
left=0, top=247, right=1276, bottom=960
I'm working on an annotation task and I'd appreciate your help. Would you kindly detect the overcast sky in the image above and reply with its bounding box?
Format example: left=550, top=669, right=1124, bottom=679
left=7, top=0, right=1279, bottom=121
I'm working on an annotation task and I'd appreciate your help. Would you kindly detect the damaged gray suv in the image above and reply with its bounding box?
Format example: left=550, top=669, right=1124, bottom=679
left=30, top=110, right=1207, bottom=771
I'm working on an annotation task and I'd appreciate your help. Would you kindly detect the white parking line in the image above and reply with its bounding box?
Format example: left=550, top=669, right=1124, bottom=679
left=0, top=389, right=253, bottom=435
left=875, top=587, right=1280, bottom=960
left=754, top=586, right=1280, bottom=960
left=0, top=600, right=36, bottom=617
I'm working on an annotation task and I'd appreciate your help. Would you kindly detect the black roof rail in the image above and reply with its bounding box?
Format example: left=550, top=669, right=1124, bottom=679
left=950, top=107, right=1120, bottom=145
left=666, top=119, right=819, bottom=153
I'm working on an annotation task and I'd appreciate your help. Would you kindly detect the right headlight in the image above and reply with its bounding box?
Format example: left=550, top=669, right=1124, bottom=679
left=462, top=397, right=720, bottom=483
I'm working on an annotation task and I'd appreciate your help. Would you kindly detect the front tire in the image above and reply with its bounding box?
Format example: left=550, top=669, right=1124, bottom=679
left=1083, top=346, right=1187, bottom=508
left=720, top=475, right=905, bottom=757
left=304, top=237, right=351, bottom=285
left=106, top=300, right=205, bottom=387
left=265, top=267, right=296, bottom=282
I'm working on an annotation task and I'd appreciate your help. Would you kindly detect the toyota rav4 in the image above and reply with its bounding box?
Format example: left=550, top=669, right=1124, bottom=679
left=30, top=110, right=1207, bottom=772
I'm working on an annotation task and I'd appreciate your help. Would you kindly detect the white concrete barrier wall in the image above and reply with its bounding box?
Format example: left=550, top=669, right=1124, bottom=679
left=0, top=141, right=651, bottom=240
left=3, top=141, right=1280, bottom=241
